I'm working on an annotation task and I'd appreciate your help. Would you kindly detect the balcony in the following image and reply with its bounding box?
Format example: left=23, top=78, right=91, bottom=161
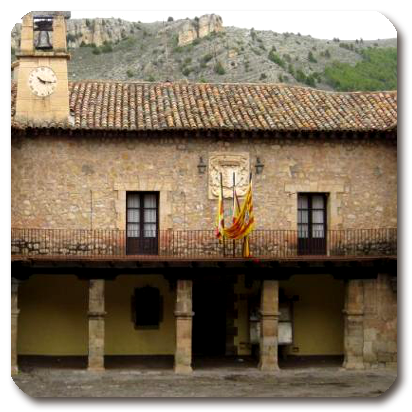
left=11, top=228, right=397, bottom=260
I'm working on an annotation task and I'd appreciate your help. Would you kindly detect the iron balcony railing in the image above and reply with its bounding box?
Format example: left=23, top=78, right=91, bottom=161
left=11, top=228, right=397, bottom=259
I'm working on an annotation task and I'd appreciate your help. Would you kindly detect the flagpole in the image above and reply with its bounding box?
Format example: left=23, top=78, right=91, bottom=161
left=232, top=172, right=236, bottom=258
left=220, top=172, right=226, bottom=257
left=243, top=172, right=253, bottom=258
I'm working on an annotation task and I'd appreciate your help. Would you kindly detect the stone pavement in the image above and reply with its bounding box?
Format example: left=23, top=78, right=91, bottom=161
left=12, top=364, right=396, bottom=398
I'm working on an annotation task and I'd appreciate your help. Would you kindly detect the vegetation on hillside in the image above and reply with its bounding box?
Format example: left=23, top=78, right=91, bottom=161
left=323, top=47, right=397, bottom=91
left=11, top=17, right=396, bottom=91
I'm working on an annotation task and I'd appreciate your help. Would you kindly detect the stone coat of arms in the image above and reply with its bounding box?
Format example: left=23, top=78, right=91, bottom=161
left=208, top=153, right=250, bottom=199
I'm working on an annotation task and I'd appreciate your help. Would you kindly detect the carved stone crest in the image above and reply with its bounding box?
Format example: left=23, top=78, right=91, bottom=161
left=208, top=152, right=250, bottom=199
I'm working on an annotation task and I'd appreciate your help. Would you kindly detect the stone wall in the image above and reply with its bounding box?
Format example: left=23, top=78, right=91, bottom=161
left=11, top=133, right=397, bottom=232
left=363, top=274, right=397, bottom=368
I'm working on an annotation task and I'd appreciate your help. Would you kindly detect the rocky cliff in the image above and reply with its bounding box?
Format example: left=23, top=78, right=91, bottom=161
left=177, top=14, right=224, bottom=46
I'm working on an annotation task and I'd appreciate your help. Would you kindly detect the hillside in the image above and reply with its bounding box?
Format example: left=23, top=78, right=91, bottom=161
left=11, top=14, right=397, bottom=91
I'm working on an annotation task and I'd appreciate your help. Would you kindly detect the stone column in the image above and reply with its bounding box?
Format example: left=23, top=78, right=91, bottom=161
left=11, top=278, right=21, bottom=376
left=88, top=279, right=106, bottom=372
left=258, top=280, right=280, bottom=371
left=343, top=279, right=365, bottom=370
left=174, top=279, right=193, bottom=374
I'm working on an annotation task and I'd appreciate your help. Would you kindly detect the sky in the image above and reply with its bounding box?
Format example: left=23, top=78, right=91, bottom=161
left=69, top=10, right=397, bottom=40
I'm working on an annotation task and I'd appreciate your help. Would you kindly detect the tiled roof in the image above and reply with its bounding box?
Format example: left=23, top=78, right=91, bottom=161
left=11, top=80, right=397, bottom=132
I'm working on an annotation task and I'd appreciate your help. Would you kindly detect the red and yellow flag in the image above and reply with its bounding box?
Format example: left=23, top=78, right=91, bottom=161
left=215, top=180, right=255, bottom=256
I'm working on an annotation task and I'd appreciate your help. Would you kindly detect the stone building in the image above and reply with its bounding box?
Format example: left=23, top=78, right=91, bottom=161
left=11, top=12, right=397, bottom=376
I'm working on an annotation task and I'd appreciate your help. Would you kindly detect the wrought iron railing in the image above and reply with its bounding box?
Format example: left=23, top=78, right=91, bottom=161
left=11, top=228, right=397, bottom=259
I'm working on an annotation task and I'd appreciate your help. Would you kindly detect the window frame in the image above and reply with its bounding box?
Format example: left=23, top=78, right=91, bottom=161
left=297, top=192, right=328, bottom=239
left=126, top=191, right=159, bottom=239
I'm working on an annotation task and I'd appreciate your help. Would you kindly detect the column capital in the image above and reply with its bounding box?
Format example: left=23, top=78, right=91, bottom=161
left=88, top=311, right=107, bottom=319
left=342, top=309, right=364, bottom=316
left=174, top=311, right=194, bottom=318
left=260, top=310, right=279, bottom=319
left=11, top=309, right=20, bottom=318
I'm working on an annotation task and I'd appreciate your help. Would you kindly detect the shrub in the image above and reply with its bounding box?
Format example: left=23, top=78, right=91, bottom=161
left=192, top=38, right=201, bottom=46
left=308, top=51, right=317, bottom=63
left=126, top=69, right=135, bottom=78
left=167, top=16, right=174, bottom=22
left=202, top=53, right=213, bottom=63
left=259, top=73, right=267, bottom=80
left=268, top=50, right=285, bottom=68
left=101, top=43, right=113, bottom=53
left=184, top=57, right=192, bottom=65
left=214, top=61, right=226, bottom=75
left=182, top=67, right=192, bottom=76
left=86, top=19, right=92, bottom=27
left=295, top=69, right=306, bottom=83
left=199, top=77, right=207, bottom=83
left=11, top=46, right=15, bottom=55
left=146, top=75, right=155, bottom=82
left=250, top=28, right=257, bottom=41
left=92, top=47, right=101, bottom=55
left=305, top=75, right=316, bottom=87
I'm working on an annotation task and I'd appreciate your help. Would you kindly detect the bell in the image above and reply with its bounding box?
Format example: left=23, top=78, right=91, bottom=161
left=34, top=19, right=53, bottom=50
left=36, top=30, right=52, bottom=50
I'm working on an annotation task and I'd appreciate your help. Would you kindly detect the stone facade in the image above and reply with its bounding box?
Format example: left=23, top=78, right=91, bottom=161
left=11, top=133, right=397, bottom=232
left=363, top=274, right=397, bottom=368
left=342, top=274, right=397, bottom=369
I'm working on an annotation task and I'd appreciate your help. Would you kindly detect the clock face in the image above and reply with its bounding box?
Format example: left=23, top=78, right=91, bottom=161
left=28, top=67, right=57, bottom=97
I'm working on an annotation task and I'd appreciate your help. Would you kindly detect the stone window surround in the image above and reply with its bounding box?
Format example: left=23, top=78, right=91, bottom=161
left=114, top=182, right=173, bottom=231
left=284, top=181, right=345, bottom=230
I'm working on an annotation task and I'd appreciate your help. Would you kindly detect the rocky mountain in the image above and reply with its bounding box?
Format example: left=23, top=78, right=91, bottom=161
left=11, top=14, right=397, bottom=91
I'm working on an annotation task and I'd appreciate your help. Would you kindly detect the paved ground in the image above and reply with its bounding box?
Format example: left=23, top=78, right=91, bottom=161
left=12, top=356, right=397, bottom=398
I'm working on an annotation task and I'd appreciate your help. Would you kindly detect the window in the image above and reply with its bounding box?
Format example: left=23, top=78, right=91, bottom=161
left=126, top=192, right=159, bottom=255
left=297, top=193, right=327, bottom=255
left=132, top=286, right=163, bottom=329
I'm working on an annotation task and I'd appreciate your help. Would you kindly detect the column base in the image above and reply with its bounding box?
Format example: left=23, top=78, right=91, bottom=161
left=87, top=366, right=105, bottom=373
left=174, top=364, right=193, bottom=374
left=343, top=362, right=365, bottom=370
left=258, top=362, right=280, bottom=372
left=11, top=366, right=19, bottom=376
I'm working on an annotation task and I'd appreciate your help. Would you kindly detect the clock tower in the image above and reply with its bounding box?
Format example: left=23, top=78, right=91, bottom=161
left=14, top=11, right=71, bottom=125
